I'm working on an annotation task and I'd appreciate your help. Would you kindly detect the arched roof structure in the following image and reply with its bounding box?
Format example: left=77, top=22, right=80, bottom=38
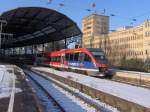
left=0, top=7, right=81, bottom=48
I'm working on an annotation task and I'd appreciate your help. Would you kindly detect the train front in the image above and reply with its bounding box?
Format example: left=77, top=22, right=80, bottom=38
left=88, top=48, right=109, bottom=77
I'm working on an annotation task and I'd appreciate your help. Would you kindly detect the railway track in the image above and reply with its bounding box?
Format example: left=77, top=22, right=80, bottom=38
left=24, top=70, right=65, bottom=112
left=22, top=64, right=150, bottom=89
left=23, top=68, right=116, bottom=112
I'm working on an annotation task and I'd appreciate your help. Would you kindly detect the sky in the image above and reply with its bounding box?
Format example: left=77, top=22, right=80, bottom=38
left=1, top=0, right=150, bottom=31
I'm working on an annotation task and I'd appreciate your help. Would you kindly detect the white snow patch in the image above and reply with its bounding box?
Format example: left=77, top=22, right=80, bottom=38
left=0, top=87, right=22, bottom=98
left=35, top=71, right=119, bottom=112
left=0, top=65, right=22, bottom=99
left=25, top=70, right=96, bottom=112
left=29, top=69, right=119, bottom=112
left=32, top=67, right=150, bottom=108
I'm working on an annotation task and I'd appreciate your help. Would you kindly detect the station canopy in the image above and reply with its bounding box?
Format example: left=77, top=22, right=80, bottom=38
left=0, top=7, right=81, bottom=48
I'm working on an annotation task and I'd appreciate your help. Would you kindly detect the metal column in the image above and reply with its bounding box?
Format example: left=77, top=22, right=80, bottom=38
left=0, top=20, right=7, bottom=48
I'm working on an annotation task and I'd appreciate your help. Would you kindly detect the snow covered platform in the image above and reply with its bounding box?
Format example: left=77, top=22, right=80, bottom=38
left=31, top=66, right=150, bottom=112
left=0, top=64, right=43, bottom=112
left=111, top=69, right=150, bottom=87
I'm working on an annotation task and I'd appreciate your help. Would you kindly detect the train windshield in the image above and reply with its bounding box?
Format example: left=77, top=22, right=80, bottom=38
left=91, top=51, right=106, bottom=61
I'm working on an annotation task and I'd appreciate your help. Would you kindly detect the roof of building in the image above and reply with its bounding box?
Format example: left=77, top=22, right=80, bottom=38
left=0, top=7, right=82, bottom=48
left=82, top=13, right=109, bottom=20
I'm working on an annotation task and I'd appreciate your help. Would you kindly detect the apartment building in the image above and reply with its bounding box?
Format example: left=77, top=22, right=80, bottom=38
left=103, top=25, right=144, bottom=65
left=82, top=13, right=150, bottom=65
left=82, top=14, right=109, bottom=48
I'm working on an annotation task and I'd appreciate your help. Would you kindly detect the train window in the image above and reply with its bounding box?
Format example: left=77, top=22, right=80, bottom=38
left=53, top=57, right=56, bottom=62
left=84, top=54, right=91, bottom=62
left=91, top=51, right=106, bottom=61
left=56, top=57, right=58, bottom=62
left=79, top=53, right=85, bottom=61
left=45, top=57, right=51, bottom=62
left=51, top=57, right=54, bottom=62
left=65, top=53, right=70, bottom=61
left=48, top=57, right=51, bottom=62
left=58, top=56, right=61, bottom=62
left=53, top=57, right=57, bottom=62
left=54, top=57, right=56, bottom=62
left=56, top=56, right=60, bottom=62
left=57, top=57, right=58, bottom=62
left=69, top=54, right=74, bottom=61
left=74, top=53, right=79, bottom=61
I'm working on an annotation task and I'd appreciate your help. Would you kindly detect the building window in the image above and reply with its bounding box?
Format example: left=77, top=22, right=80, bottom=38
left=145, top=31, right=150, bottom=37
left=145, top=32, right=147, bottom=37
left=86, top=26, right=91, bottom=30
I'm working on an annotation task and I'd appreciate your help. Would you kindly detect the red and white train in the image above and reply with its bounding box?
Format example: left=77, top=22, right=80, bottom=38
left=43, top=48, right=110, bottom=77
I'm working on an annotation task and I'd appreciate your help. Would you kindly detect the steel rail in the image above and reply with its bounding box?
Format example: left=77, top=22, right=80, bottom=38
left=24, top=70, right=66, bottom=112
left=25, top=69, right=112, bottom=112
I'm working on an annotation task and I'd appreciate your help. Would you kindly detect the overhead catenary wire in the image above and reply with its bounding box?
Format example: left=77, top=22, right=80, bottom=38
left=47, top=1, right=139, bottom=28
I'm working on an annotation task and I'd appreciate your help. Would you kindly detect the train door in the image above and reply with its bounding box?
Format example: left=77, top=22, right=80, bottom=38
left=65, top=53, right=69, bottom=67
left=79, top=53, right=85, bottom=68
left=61, top=54, right=65, bottom=68
left=73, top=53, right=79, bottom=67
left=61, top=55, right=64, bottom=64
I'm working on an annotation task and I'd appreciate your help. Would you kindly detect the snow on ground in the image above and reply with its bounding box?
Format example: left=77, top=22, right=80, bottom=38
left=28, top=75, right=61, bottom=112
left=43, top=72, right=119, bottom=112
left=0, top=65, right=22, bottom=99
left=113, top=68, right=150, bottom=75
left=26, top=70, right=98, bottom=112
left=111, top=68, right=150, bottom=79
left=32, top=67, right=150, bottom=108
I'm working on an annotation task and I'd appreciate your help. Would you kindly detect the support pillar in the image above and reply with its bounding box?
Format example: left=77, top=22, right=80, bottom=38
left=3, top=49, right=5, bottom=56
left=42, top=44, right=45, bottom=52
left=32, top=45, right=34, bottom=55
left=65, top=38, right=67, bottom=49
left=52, top=41, right=55, bottom=51
left=12, top=48, right=14, bottom=55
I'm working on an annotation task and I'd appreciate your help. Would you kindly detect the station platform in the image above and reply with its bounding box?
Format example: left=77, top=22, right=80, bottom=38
left=31, top=66, right=150, bottom=112
left=111, top=69, right=150, bottom=87
left=0, top=63, right=43, bottom=112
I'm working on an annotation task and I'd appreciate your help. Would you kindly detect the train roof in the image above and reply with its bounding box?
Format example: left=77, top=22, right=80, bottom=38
left=86, top=48, right=104, bottom=52
left=44, top=48, right=104, bottom=56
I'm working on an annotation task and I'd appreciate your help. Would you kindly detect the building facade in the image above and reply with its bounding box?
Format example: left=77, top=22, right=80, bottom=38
left=82, top=14, right=109, bottom=48
left=82, top=14, right=150, bottom=66
left=103, top=25, right=144, bottom=65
